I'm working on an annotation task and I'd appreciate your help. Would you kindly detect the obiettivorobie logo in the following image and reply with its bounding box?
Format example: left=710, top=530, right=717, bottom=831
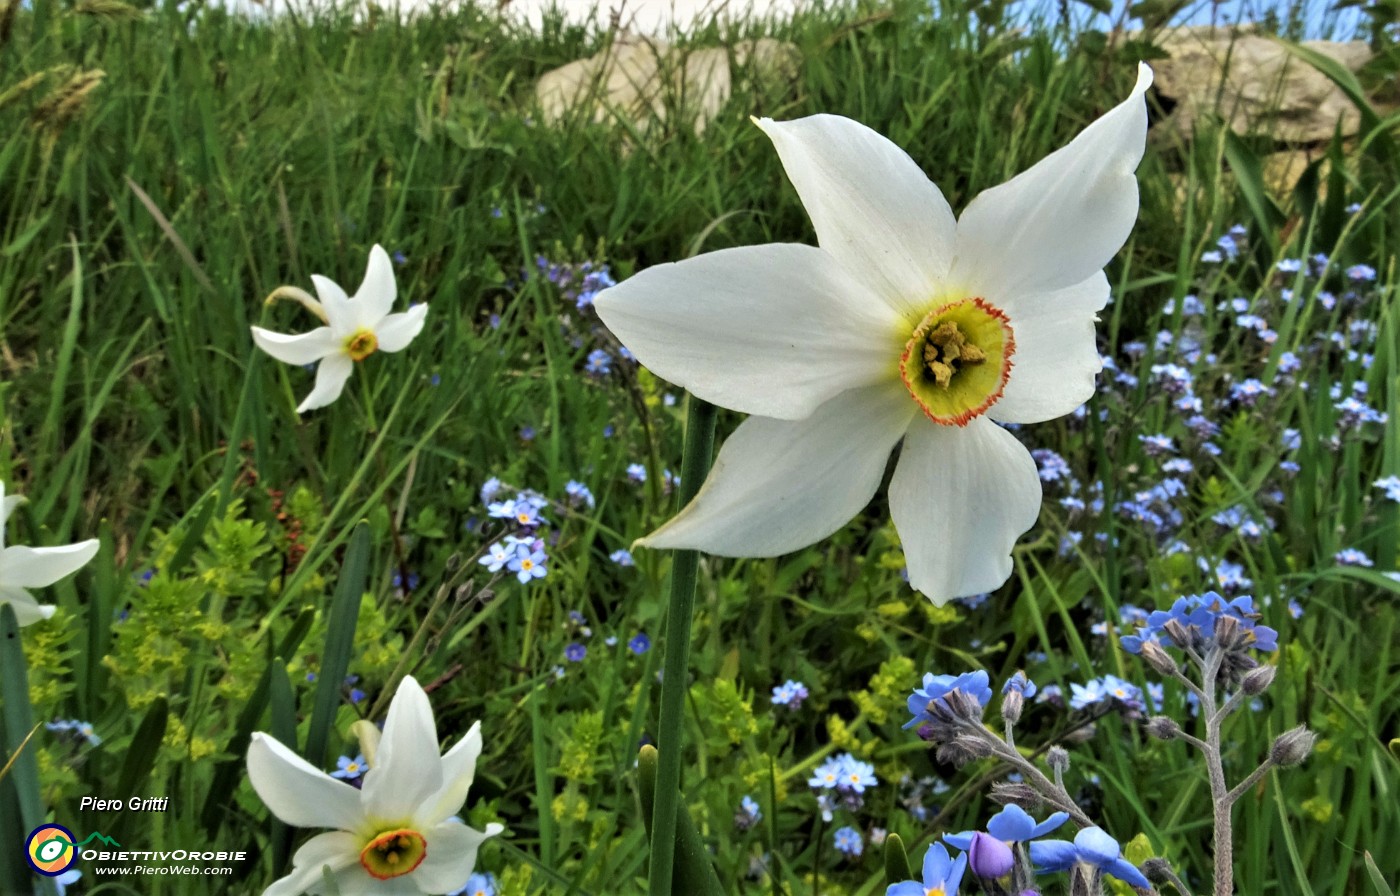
left=24, top=822, right=246, bottom=880
left=24, top=825, right=120, bottom=876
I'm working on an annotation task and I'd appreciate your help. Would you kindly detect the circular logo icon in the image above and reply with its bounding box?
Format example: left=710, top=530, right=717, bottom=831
left=25, top=824, right=77, bottom=876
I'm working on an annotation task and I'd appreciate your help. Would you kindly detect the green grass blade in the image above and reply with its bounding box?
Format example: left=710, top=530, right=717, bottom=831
left=0, top=606, right=46, bottom=896
left=303, top=521, right=370, bottom=770
left=103, top=695, right=168, bottom=846
left=268, top=660, right=298, bottom=875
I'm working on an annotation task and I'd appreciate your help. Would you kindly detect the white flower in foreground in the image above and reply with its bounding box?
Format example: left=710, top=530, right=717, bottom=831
left=252, top=245, right=427, bottom=413
left=0, top=481, right=99, bottom=626
left=595, top=65, right=1153, bottom=605
left=247, top=676, right=502, bottom=896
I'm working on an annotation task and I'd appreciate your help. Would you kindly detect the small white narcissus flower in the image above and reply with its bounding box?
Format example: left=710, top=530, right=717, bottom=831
left=594, top=65, right=1154, bottom=605
left=246, top=676, right=502, bottom=896
left=0, top=481, right=100, bottom=626
left=251, top=245, right=427, bottom=413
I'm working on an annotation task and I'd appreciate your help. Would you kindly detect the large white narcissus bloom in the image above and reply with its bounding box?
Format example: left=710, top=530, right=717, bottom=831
left=594, top=65, right=1153, bottom=605
left=252, top=245, right=427, bottom=414
left=0, top=481, right=100, bottom=626
left=246, top=676, right=502, bottom=896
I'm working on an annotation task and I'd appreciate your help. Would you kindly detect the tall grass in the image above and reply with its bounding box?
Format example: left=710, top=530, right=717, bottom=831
left=1, top=0, right=1397, bottom=893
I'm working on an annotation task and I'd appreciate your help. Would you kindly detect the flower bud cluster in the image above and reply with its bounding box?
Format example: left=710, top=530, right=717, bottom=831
left=1121, top=591, right=1278, bottom=688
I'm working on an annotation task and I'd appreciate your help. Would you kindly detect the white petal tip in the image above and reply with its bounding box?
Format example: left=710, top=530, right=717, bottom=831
left=1134, top=62, right=1154, bottom=92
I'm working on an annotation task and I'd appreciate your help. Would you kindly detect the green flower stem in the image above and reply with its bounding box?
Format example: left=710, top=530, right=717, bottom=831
left=648, top=394, right=716, bottom=896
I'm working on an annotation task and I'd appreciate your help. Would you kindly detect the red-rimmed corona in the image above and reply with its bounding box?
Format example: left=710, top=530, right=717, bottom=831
left=899, top=297, right=1016, bottom=427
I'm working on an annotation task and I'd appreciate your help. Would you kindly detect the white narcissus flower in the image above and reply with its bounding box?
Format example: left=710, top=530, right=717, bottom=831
left=0, top=481, right=100, bottom=626
left=594, top=65, right=1153, bottom=605
left=252, top=245, right=427, bottom=414
left=246, top=676, right=502, bottom=896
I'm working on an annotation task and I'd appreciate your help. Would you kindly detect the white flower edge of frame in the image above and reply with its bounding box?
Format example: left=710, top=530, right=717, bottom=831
left=251, top=245, right=428, bottom=414
left=0, top=481, right=100, bottom=626
left=594, top=65, right=1153, bottom=604
left=246, top=676, right=502, bottom=896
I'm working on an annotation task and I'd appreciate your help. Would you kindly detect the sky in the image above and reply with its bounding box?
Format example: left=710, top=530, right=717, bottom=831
left=212, top=0, right=1367, bottom=42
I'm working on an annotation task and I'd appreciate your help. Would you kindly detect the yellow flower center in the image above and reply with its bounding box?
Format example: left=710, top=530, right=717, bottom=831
left=899, top=297, right=1014, bottom=426
left=926, top=887, right=947, bottom=896
left=345, top=329, right=379, bottom=362
left=359, top=828, right=426, bottom=880
left=520, top=558, right=534, bottom=571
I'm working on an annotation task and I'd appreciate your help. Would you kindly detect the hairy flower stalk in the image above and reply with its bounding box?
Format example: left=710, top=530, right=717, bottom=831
left=1122, top=593, right=1313, bottom=895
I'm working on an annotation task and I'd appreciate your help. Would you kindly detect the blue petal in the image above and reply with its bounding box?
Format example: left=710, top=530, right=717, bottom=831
left=1074, top=827, right=1122, bottom=864
left=922, top=842, right=954, bottom=883
left=987, top=803, right=1035, bottom=840
left=946, top=849, right=968, bottom=892
left=1028, top=810, right=1070, bottom=838
left=887, top=882, right=926, bottom=896
left=1105, top=857, right=1152, bottom=889
left=1029, top=839, right=1079, bottom=871
left=943, top=831, right=975, bottom=851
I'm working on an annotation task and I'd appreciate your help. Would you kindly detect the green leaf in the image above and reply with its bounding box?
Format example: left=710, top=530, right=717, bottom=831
left=1364, top=852, right=1396, bottom=896
left=1, top=211, right=53, bottom=258
left=304, top=522, right=371, bottom=770
left=1222, top=131, right=1285, bottom=253
left=637, top=745, right=727, bottom=896
left=105, top=696, right=168, bottom=845
left=1, top=605, right=48, bottom=896
left=884, top=832, right=914, bottom=885
left=1271, top=38, right=1396, bottom=167
left=269, top=662, right=298, bottom=876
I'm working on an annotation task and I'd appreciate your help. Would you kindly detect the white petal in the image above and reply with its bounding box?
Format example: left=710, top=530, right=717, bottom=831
left=339, top=876, right=420, bottom=896
left=352, top=245, right=398, bottom=326
left=263, top=831, right=361, bottom=896
left=361, top=677, right=444, bottom=825
left=888, top=416, right=1042, bottom=604
left=411, top=822, right=502, bottom=893
left=0, top=588, right=55, bottom=626
left=296, top=354, right=354, bottom=414
left=0, top=540, right=99, bottom=588
left=252, top=327, right=340, bottom=366
left=756, top=114, right=957, bottom=320
left=246, top=733, right=364, bottom=830
left=640, top=384, right=916, bottom=556
left=594, top=244, right=905, bottom=420
left=1, top=483, right=23, bottom=530
left=989, top=272, right=1110, bottom=424
left=376, top=305, right=427, bottom=354
left=312, top=274, right=354, bottom=335
left=950, top=64, right=1152, bottom=301
left=420, top=721, right=482, bottom=825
